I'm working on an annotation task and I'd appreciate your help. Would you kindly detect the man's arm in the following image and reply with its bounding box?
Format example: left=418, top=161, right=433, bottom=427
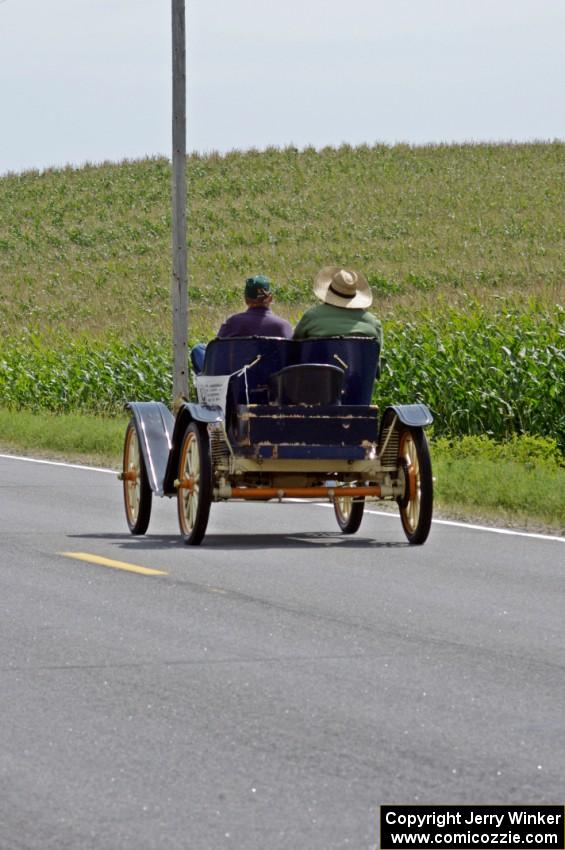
left=280, top=318, right=294, bottom=339
left=217, top=315, right=236, bottom=338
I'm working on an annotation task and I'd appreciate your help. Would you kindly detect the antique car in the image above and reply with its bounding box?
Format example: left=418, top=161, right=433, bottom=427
left=120, top=336, right=433, bottom=545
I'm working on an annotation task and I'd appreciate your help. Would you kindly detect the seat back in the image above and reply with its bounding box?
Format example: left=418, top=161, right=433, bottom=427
left=297, top=337, right=380, bottom=404
left=199, top=335, right=379, bottom=407
left=202, top=337, right=293, bottom=404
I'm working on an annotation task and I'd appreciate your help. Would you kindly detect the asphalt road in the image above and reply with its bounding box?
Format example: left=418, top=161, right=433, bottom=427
left=0, top=454, right=564, bottom=850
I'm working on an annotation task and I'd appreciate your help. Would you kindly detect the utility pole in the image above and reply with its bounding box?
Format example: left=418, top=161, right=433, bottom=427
left=171, top=0, right=189, bottom=405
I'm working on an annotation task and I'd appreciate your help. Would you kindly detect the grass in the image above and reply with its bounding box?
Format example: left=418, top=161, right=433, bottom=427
left=432, top=435, right=564, bottom=531
left=0, top=408, right=127, bottom=468
left=433, top=455, right=565, bottom=533
left=0, top=409, right=562, bottom=532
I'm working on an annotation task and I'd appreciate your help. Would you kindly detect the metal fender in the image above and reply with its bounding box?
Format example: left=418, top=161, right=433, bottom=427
left=126, top=401, right=175, bottom=496
left=178, top=402, right=224, bottom=424
left=162, top=402, right=224, bottom=496
left=381, top=403, right=434, bottom=430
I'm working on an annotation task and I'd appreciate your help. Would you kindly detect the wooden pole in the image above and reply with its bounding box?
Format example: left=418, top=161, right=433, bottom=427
left=171, top=0, right=188, bottom=406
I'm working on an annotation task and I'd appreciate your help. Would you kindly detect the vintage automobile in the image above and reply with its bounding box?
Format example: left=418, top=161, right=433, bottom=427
left=120, top=336, right=433, bottom=545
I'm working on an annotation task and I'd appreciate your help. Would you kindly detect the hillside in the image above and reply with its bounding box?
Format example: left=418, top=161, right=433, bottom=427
left=0, top=143, right=563, bottom=451
left=0, top=142, right=563, bottom=341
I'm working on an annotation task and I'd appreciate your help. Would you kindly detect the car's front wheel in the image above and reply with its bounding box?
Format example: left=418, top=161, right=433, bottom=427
left=334, top=492, right=365, bottom=534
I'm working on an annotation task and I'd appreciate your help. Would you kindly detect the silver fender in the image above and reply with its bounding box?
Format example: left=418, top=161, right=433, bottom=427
left=126, top=401, right=175, bottom=496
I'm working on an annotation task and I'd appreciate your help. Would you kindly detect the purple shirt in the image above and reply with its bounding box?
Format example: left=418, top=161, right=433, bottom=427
left=217, top=306, right=293, bottom=339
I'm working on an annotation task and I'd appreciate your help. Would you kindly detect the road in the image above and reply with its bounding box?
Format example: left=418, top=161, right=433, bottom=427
left=0, top=453, right=563, bottom=850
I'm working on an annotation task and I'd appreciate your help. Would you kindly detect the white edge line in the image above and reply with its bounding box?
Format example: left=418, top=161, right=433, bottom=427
left=313, top=502, right=564, bottom=543
left=0, top=453, right=116, bottom=475
left=1, top=455, right=562, bottom=543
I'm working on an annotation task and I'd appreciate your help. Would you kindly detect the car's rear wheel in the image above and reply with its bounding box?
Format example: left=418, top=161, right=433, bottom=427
left=122, top=420, right=152, bottom=535
left=397, top=426, right=433, bottom=544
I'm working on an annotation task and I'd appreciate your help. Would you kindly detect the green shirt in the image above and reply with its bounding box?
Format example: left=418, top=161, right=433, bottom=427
left=293, top=302, right=383, bottom=348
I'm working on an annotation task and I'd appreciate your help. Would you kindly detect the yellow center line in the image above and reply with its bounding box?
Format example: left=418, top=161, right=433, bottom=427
left=59, top=551, right=168, bottom=577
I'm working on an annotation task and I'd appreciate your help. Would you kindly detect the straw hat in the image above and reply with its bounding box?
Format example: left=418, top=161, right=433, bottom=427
left=313, top=266, right=372, bottom=309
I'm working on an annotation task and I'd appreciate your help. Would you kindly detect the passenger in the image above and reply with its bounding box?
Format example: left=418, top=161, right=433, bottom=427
left=217, top=275, right=293, bottom=339
left=190, top=274, right=292, bottom=373
left=293, top=266, right=383, bottom=347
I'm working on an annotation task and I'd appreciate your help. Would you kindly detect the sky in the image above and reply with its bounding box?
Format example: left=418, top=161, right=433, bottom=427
left=0, top=0, right=563, bottom=175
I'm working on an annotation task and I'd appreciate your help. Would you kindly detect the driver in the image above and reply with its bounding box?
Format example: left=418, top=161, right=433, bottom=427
left=191, top=274, right=292, bottom=373
left=217, top=275, right=293, bottom=338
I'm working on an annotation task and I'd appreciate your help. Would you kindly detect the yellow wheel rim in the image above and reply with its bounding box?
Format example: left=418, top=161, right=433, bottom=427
left=179, top=431, right=201, bottom=534
left=124, top=427, right=141, bottom=524
left=335, top=495, right=353, bottom=522
left=399, top=431, right=422, bottom=533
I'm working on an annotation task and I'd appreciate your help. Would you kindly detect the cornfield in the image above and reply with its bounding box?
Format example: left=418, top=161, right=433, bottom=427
left=1, top=300, right=562, bottom=448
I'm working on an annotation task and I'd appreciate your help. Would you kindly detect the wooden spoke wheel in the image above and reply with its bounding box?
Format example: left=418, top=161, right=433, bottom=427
left=334, top=492, right=365, bottom=534
left=397, top=426, right=433, bottom=545
left=177, top=422, right=212, bottom=546
left=122, top=420, right=152, bottom=535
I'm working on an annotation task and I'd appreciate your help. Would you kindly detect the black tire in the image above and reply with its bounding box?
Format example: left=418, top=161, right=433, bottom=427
left=122, top=420, right=152, bottom=535
left=177, top=421, right=213, bottom=546
left=334, top=493, right=365, bottom=534
left=397, top=426, right=433, bottom=545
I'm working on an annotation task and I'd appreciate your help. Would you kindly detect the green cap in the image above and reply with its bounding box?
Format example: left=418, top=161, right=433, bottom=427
left=245, top=275, right=271, bottom=300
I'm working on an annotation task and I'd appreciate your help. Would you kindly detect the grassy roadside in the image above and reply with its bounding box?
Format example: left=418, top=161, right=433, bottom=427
left=1, top=409, right=562, bottom=534
left=0, top=408, right=127, bottom=469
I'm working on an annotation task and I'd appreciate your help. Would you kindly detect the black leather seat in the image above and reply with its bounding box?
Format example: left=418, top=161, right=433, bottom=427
left=269, top=364, right=344, bottom=405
